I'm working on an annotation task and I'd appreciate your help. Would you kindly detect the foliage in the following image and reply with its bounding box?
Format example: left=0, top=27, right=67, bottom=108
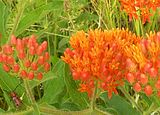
left=0, top=0, right=160, bottom=115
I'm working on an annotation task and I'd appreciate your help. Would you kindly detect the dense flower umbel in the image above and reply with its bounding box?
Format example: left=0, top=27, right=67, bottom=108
left=0, top=35, right=50, bottom=80
left=125, top=32, right=160, bottom=97
left=119, top=0, right=160, bottom=24
left=61, top=29, right=140, bottom=98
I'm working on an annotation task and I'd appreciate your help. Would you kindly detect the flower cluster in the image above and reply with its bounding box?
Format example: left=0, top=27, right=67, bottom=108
left=0, top=35, right=50, bottom=80
left=125, top=32, right=160, bottom=97
left=61, top=29, right=139, bottom=98
left=119, top=0, right=160, bottom=24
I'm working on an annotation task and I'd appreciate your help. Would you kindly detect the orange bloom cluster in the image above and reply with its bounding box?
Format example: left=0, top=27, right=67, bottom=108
left=61, top=29, right=139, bottom=98
left=0, top=35, right=50, bottom=80
left=119, top=0, right=160, bottom=24
left=125, top=32, right=160, bottom=97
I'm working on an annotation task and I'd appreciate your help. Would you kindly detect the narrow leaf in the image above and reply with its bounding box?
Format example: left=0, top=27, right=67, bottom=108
left=0, top=1, right=8, bottom=44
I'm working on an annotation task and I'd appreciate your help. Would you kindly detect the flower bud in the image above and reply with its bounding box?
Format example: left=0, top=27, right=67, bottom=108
left=72, top=71, right=80, bottom=80
left=2, top=54, right=7, bottom=63
left=29, top=46, right=35, bottom=55
left=37, top=72, right=43, bottom=80
left=24, top=59, right=31, bottom=68
left=36, top=46, right=43, bottom=56
left=126, top=72, right=134, bottom=84
left=148, top=67, right=158, bottom=78
left=143, top=62, right=152, bottom=73
left=16, top=39, right=24, bottom=51
left=7, top=56, right=15, bottom=65
left=139, top=73, right=148, bottom=85
left=81, top=71, right=90, bottom=81
left=44, top=62, right=50, bottom=72
left=41, top=41, right=47, bottom=51
left=37, top=56, right=44, bottom=65
left=22, top=38, right=29, bottom=47
left=3, top=64, right=10, bottom=72
left=133, top=83, right=141, bottom=92
left=144, top=85, right=152, bottom=96
left=18, top=50, right=25, bottom=59
left=10, top=35, right=17, bottom=45
left=20, top=70, right=27, bottom=78
left=44, top=52, right=49, bottom=61
left=13, top=64, right=20, bottom=73
left=28, top=71, right=34, bottom=80
left=3, top=45, right=13, bottom=55
left=31, top=62, right=38, bottom=71
left=65, top=48, right=74, bottom=56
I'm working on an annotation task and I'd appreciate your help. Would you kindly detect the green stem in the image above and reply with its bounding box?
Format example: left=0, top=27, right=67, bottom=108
left=95, top=107, right=112, bottom=115
left=23, top=79, right=40, bottom=114
left=23, top=79, right=35, bottom=104
left=90, top=81, right=98, bottom=111
left=134, top=19, right=140, bottom=36
left=8, top=0, right=26, bottom=41
left=39, top=106, right=91, bottom=115
left=119, top=86, right=143, bottom=114
left=143, top=103, right=158, bottom=115
left=139, top=19, right=144, bottom=37
left=4, top=107, right=33, bottom=115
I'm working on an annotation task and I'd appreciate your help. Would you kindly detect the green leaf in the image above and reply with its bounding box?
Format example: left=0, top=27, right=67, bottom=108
left=0, top=108, right=5, bottom=112
left=100, top=92, right=140, bottom=115
left=15, top=1, right=63, bottom=36
left=0, top=66, right=19, bottom=91
left=64, top=64, right=89, bottom=109
left=58, top=37, right=69, bottom=49
left=40, top=59, right=66, bottom=105
left=0, top=1, right=9, bottom=44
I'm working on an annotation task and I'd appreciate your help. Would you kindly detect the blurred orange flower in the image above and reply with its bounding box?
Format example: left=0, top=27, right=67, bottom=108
left=119, top=0, right=160, bottom=24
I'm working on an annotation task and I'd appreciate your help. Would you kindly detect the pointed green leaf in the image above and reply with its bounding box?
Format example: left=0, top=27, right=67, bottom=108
left=40, top=59, right=66, bottom=105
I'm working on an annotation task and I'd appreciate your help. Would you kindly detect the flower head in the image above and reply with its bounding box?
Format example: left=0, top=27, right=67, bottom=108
left=62, top=29, right=139, bottom=98
left=0, top=35, right=50, bottom=80
left=125, top=31, right=160, bottom=97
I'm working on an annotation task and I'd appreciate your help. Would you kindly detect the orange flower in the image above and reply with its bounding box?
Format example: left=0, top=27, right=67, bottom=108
left=119, top=0, right=138, bottom=21
left=140, top=7, right=152, bottom=24
left=61, top=29, right=139, bottom=98
left=125, top=31, right=160, bottom=97
left=119, top=0, right=160, bottom=24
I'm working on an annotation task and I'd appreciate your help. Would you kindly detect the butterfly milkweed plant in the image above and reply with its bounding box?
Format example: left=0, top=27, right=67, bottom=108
left=0, top=0, right=160, bottom=115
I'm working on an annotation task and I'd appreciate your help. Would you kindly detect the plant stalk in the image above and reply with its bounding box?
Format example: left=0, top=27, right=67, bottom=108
left=8, top=0, right=26, bottom=41
left=119, top=86, right=143, bottom=114
left=143, top=103, right=158, bottom=115
left=23, top=79, right=40, bottom=114
left=23, top=79, right=35, bottom=104
left=90, top=80, right=98, bottom=111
